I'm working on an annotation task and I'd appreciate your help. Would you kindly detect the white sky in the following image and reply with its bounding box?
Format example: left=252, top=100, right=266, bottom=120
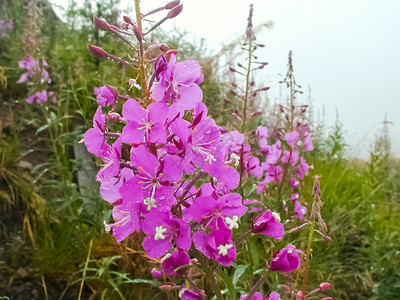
left=52, top=0, right=400, bottom=158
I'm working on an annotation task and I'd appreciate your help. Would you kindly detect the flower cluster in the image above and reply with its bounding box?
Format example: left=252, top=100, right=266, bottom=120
left=0, top=19, right=13, bottom=37
left=17, top=55, right=56, bottom=104
left=84, top=3, right=332, bottom=299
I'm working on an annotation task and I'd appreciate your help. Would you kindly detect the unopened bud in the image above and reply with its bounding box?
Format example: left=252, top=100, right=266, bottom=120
left=106, top=112, right=121, bottom=122
left=319, top=219, right=328, bottom=232
left=159, top=43, right=169, bottom=52
left=231, top=81, right=237, bottom=88
left=250, top=81, right=255, bottom=86
left=123, top=15, right=133, bottom=24
left=109, top=25, right=119, bottom=32
left=320, top=298, right=333, bottom=300
left=132, top=24, right=142, bottom=40
left=88, top=45, right=108, bottom=59
left=93, top=16, right=110, bottom=31
left=279, top=284, right=291, bottom=294
left=252, top=112, right=262, bottom=117
left=167, top=4, right=183, bottom=19
left=323, top=235, right=333, bottom=242
left=229, top=66, right=236, bottom=73
left=160, top=285, right=173, bottom=291
left=319, top=282, right=331, bottom=291
left=165, top=0, right=180, bottom=9
left=252, top=92, right=257, bottom=97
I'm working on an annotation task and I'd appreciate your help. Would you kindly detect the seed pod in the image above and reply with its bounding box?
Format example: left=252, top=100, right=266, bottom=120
left=88, top=45, right=108, bottom=59
left=167, top=4, right=183, bottom=19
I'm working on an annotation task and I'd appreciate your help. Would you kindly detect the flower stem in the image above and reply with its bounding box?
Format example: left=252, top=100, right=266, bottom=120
left=134, top=0, right=149, bottom=104
left=245, top=270, right=269, bottom=300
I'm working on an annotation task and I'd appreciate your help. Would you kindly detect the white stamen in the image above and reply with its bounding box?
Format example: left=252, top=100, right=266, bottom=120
left=104, top=220, right=111, bottom=233
left=287, top=249, right=293, bottom=254
left=272, top=212, right=281, bottom=222
left=143, top=196, right=158, bottom=211
left=225, top=215, right=239, bottom=230
left=154, top=225, right=167, bottom=240
left=217, top=243, right=234, bottom=256
left=301, top=208, right=306, bottom=215
left=205, top=153, right=216, bottom=164
left=230, top=153, right=240, bottom=166
left=160, top=253, right=172, bottom=263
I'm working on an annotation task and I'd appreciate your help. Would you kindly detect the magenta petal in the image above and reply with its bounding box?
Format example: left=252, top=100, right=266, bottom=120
left=161, top=155, right=183, bottom=182
left=17, top=72, right=28, bottom=83
left=193, top=232, right=214, bottom=259
left=175, top=219, right=191, bottom=250
left=174, top=60, right=202, bottom=85
left=143, top=235, right=172, bottom=258
left=84, top=128, right=105, bottom=156
left=121, top=121, right=145, bottom=144
left=100, top=177, right=122, bottom=204
left=130, top=145, right=159, bottom=176
left=122, top=98, right=146, bottom=122
left=151, top=81, right=169, bottom=102
left=175, top=85, right=202, bottom=111
left=148, top=121, right=167, bottom=144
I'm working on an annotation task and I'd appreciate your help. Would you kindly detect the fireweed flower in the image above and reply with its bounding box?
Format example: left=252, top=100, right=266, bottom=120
left=94, top=85, right=118, bottom=106
left=290, top=178, right=300, bottom=188
left=304, top=133, right=314, bottom=151
left=252, top=209, right=284, bottom=239
left=285, top=131, right=299, bottom=147
left=294, top=200, right=307, bottom=220
left=142, top=209, right=191, bottom=258
left=281, top=150, right=299, bottom=166
left=104, top=200, right=141, bottom=242
left=161, top=249, right=190, bottom=276
left=296, top=157, right=311, bottom=180
left=193, top=222, right=236, bottom=266
left=96, top=138, right=122, bottom=181
left=152, top=54, right=204, bottom=116
left=171, top=117, right=239, bottom=189
left=187, top=192, right=247, bottom=231
left=268, top=244, right=300, bottom=272
left=266, top=291, right=281, bottom=300
left=84, top=107, right=108, bottom=157
left=290, top=193, right=299, bottom=201
left=121, top=100, right=168, bottom=144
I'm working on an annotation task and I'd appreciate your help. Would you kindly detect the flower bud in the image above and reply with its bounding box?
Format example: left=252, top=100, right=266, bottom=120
left=229, top=66, right=236, bottom=73
left=93, top=16, right=110, bottom=31
left=165, top=0, right=180, bottom=9
left=319, top=282, right=331, bottom=291
left=123, top=15, right=133, bottom=24
left=88, top=45, right=108, bottom=59
left=151, top=268, right=163, bottom=278
left=159, top=43, right=169, bottom=52
left=320, top=298, right=333, bottom=300
left=167, top=4, right=183, bottom=19
left=160, top=285, right=173, bottom=291
left=132, top=24, right=142, bottom=40
left=323, top=235, right=333, bottom=242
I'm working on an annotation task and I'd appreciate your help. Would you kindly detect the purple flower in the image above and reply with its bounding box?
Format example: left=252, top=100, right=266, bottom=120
left=26, top=90, right=47, bottom=104
left=290, top=193, right=299, bottom=201
left=96, top=138, right=122, bottom=181
left=179, top=288, right=204, bottom=300
left=304, top=133, right=314, bottom=151
left=281, top=150, right=299, bottom=166
left=296, top=157, right=310, bottom=179
left=84, top=107, right=108, bottom=157
left=152, top=54, right=203, bottom=115
left=252, top=209, right=284, bottom=239
left=187, top=192, right=247, bottom=231
left=285, top=131, right=299, bottom=147
left=268, top=244, right=300, bottom=272
left=104, top=201, right=141, bottom=243
left=142, top=209, right=191, bottom=258
left=161, top=249, right=190, bottom=276
left=121, top=100, right=167, bottom=144
left=240, top=292, right=264, bottom=300
left=193, top=223, right=236, bottom=266
left=290, top=178, right=300, bottom=188
left=294, top=200, right=307, bottom=220
left=94, top=85, right=118, bottom=106
left=266, top=291, right=281, bottom=300
left=262, top=140, right=281, bottom=164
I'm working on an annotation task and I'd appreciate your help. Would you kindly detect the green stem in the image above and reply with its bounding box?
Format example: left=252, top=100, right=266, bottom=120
left=301, top=202, right=316, bottom=298
left=134, top=0, right=149, bottom=104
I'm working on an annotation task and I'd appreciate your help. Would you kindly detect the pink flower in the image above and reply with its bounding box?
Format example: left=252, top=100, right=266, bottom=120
left=252, top=209, right=284, bottom=239
left=94, top=85, right=118, bottom=106
left=285, top=131, right=299, bottom=147
left=268, top=244, right=300, bottom=272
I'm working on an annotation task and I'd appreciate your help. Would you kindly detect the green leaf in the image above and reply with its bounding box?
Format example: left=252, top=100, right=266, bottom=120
left=216, top=268, right=236, bottom=300
left=233, top=264, right=248, bottom=287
